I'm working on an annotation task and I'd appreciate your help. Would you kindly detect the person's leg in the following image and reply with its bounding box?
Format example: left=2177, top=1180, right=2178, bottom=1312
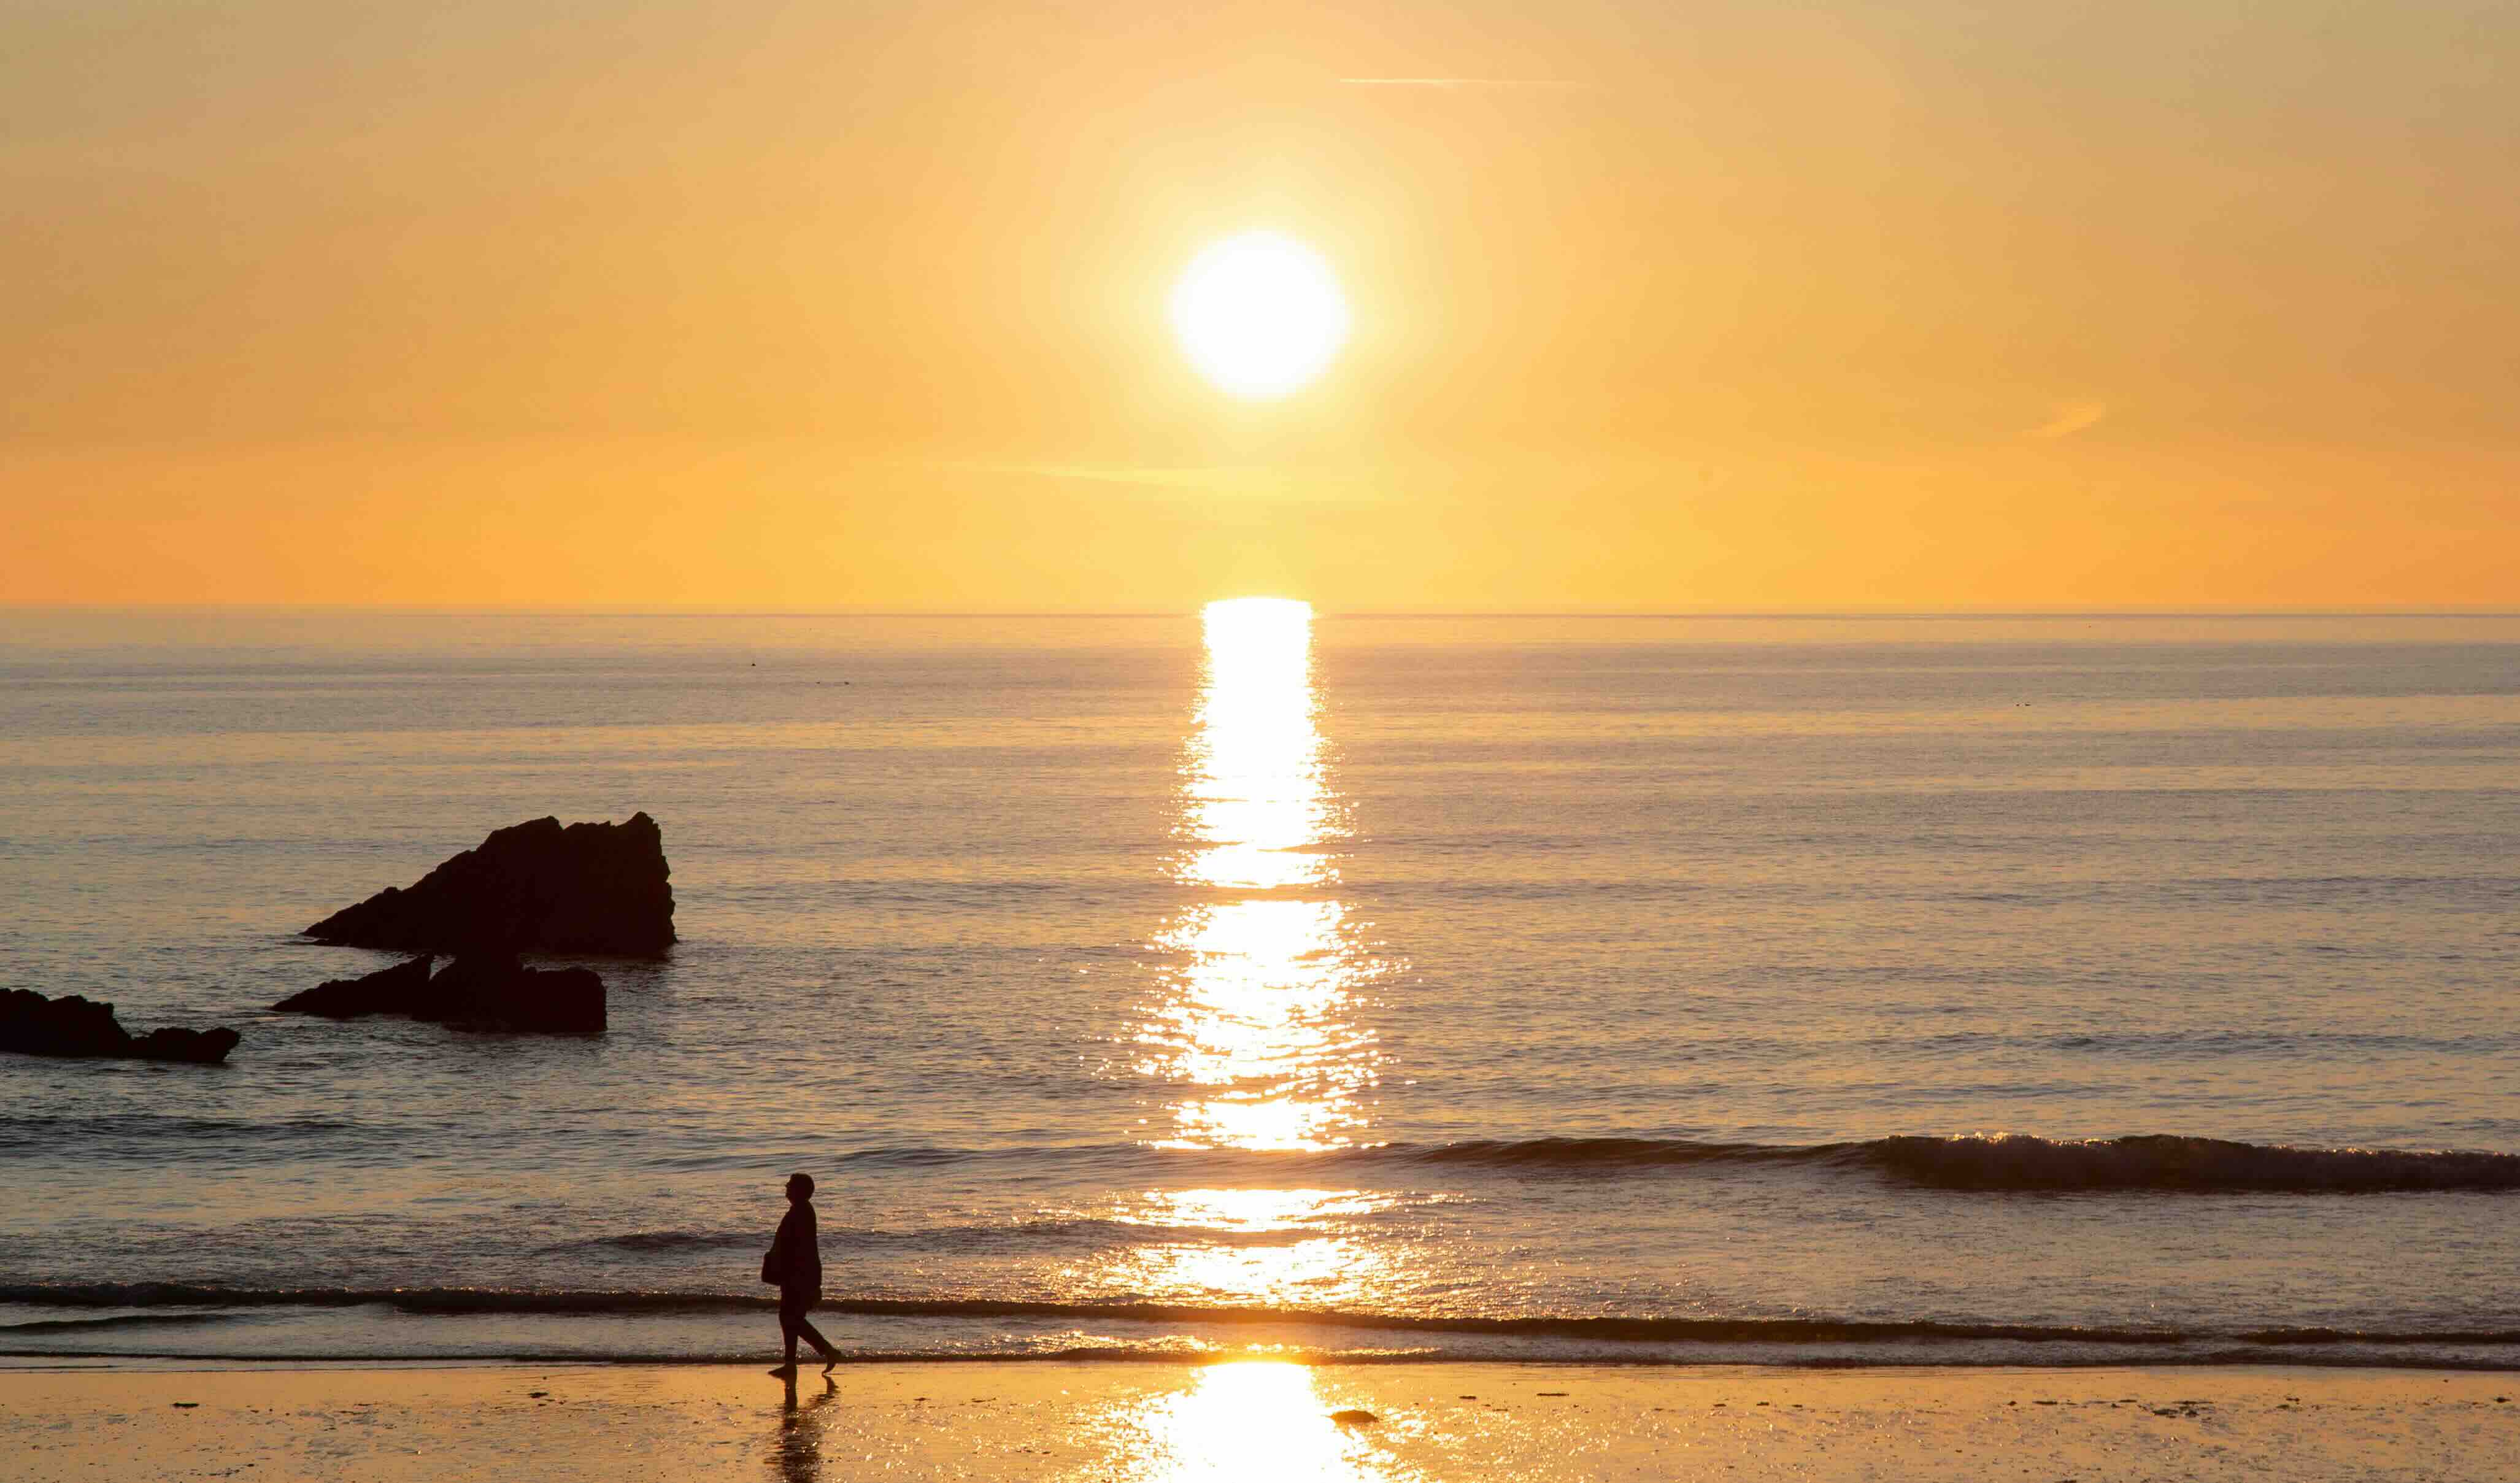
left=793, top=1313, right=839, bottom=1366
left=773, top=1296, right=802, bottom=1373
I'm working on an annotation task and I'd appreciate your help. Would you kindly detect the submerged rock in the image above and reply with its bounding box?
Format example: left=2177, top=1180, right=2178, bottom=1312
left=274, top=953, right=604, bottom=1034
left=273, top=955, right=436, bottom=1018
left=304, top=814, right=675, bottom=957
left=0, top=990, right=240, bottom=1065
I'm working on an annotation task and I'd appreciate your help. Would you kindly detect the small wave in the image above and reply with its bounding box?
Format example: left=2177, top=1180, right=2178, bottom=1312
left=1863, top=1134, right=2520, bottom=1192
left=1414, top=1131, right=2520, bottom=1192
left=1395, top=1136, right=1789, bottom=1169
left=833, top=1133, right=2520, bottom=1192
left=0, top=1312, right=241, bottom=1333
left=822, top=1137, right=1788, bottom=1174
left=29, top=1125, right=2499, bottom=1193
left=0, top=1284, right=771, bottom=1316
left=537, top=1231, right=761, bottom=1255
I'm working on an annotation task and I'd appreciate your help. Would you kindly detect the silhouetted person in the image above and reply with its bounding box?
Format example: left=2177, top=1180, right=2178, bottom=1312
left=763, top=1171, right=840, bottom=1375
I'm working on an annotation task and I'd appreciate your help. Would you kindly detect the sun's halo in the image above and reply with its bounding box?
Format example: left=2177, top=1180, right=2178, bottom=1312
left=1169, top=232, right=1350, bottom=399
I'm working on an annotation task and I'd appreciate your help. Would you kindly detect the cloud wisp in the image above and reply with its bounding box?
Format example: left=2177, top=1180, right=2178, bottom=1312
left=2025, top=400, right=2110, bottom=440
left=1337, top=77, right=1589, bottom=91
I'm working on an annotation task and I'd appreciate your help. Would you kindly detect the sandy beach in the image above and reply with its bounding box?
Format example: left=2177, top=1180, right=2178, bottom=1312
left=5, top=1362, right=2514, bottom=1481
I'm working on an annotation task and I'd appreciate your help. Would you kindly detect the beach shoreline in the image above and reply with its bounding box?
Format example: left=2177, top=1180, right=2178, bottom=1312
left=6, top=1360, right=2514, bottom=1481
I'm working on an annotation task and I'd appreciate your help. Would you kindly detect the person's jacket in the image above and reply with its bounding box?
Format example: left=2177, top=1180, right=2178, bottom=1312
left=768, top=1202, right=822, bottom=1291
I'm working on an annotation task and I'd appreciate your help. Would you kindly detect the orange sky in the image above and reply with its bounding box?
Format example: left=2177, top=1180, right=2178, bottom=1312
left=6, top=1, right=2514, bottom=611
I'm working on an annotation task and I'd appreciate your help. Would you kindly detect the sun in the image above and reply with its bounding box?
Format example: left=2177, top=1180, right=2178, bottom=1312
left=1168, top=231, right=1351, bottom=399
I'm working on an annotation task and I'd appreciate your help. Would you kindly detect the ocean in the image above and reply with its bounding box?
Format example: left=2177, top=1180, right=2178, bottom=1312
left=4, top=606, right=2517, bottom=1369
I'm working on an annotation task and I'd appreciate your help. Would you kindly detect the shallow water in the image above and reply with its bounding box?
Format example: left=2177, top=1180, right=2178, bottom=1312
left=4, top=608, right=2517, bottom=1365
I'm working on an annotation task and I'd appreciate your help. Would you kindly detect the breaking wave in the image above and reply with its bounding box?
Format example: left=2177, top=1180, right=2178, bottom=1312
left=0, top=1312, right=243, bottom=1333
left=824, top=1133, right=2520, bottom=1193
left=1857, top=1134, right=2520, bottom=1192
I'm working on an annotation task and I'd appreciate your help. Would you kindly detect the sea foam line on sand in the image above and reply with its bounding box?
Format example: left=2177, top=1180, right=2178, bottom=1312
left=9, top=1284, right=2519, bottom=1355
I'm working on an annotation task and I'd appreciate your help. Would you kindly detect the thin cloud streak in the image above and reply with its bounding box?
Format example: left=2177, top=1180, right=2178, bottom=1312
left=920, top=459, right=1232, bottom=490
left=2027, top=400, right=2110, bottom=440
left=1338, top=77, right=1588, bottom=90
left=916, top=458, right=1397, bottom=503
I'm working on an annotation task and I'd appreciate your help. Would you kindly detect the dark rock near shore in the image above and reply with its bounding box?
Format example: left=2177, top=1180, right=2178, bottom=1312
left=430, top=954, right=607, bottom=1033
left=274, top=953, right=605, bottom=1033
left=1, top=989, right=240, bottom=1065
left=304, top=814, right=675, bottom=957
left=126, top=1027, right=246, bottom=1063
left=273, top=955, right=436, bottom=1018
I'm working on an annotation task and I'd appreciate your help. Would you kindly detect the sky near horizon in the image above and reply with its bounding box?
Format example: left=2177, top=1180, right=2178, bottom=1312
left=6, top=0, right=2514, bottom=612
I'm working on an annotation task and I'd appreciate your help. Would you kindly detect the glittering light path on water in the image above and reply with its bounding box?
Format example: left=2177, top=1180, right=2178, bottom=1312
left=1106, top=599, right=1396, bottom=1309
left=1133, top=599, right=1386, bottom=1154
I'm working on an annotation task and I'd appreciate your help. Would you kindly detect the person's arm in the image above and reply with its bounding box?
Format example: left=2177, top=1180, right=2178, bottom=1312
left=768, top=1208, right=798, bottom=1276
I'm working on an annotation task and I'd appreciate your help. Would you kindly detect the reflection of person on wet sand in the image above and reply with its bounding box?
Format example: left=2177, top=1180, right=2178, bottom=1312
left=775, top=1370, right=838, bottom=1483
left=761, top=1171, right=841, bottom=1376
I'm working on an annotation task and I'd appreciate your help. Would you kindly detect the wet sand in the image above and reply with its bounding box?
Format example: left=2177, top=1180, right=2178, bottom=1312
left=4, top=1361, right=2514, bottom=1481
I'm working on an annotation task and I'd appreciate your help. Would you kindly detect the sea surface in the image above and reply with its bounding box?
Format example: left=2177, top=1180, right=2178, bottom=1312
left=4, top=607, right=2518, bottom=1369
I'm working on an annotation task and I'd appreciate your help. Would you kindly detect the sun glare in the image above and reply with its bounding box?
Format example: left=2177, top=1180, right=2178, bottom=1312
left=1109, top=1361, right=1393, bottom=1482
left=1169, top=234, right=1351, bottom=399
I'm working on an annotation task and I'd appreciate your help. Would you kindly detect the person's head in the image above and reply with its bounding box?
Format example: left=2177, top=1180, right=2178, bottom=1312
left=785, top=1172, right=814, bottom=1203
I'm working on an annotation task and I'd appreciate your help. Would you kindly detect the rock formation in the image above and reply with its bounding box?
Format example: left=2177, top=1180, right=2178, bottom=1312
left=274, top=953, right=605, bottom=1033
left=272, top=955, right=436, bottom=1018
left=302, top=814, right=675, bottom=957
left=1, top=990, right=240, bottom=1065
left=430, top=954, right=607, bottom=1033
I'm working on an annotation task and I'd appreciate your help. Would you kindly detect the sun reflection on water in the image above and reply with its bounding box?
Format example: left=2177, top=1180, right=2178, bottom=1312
left=1125, top=1187, right=1398, bottom=1233
left=1100, top=599, right=1398, bottom=1311
left=1097, top=1188, right=1401, bottom=1309
left=1183, top=598, right=1336, bottom=892
left=1143, top=898, right=1378, bottom=1150
left=1137, top=599, right=1384, bottom=1152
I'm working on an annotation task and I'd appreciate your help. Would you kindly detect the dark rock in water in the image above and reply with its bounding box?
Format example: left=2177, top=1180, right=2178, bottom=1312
left=0, top=989, right=123, bottom=1057
left=274, top=953, right=604, bottom=1033
left=125, top=1027, right=245, bottom=1064
left=0, top=989, right=240, bottom=1065
left=273, top=955, right=435, bottom=1018
left=428, top=953, right=607, bottom=1033
left=1328, top=1409, right=1379, bottom=1426
left=304, top=814, right=675, bottom=957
